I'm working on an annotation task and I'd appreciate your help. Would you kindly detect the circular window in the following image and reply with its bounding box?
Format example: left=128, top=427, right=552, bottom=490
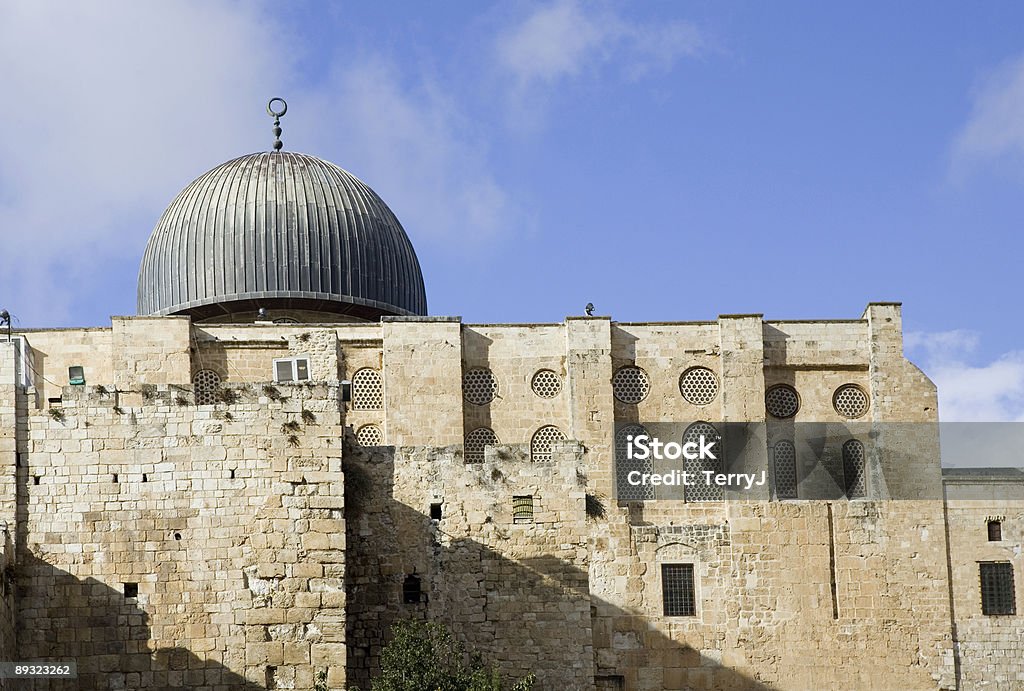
left=765, top=384, right=800, bottom=419
left=612, top=366, right=650, bottom=404
left=679, top=367, right=719, bottom=406
left=356, top=424, right=383, bottom=446
left=530, top=425, right=565, bottom=462
left=464, top=427, right=499, bottom=463
left=833, top=385, right=869, bottom=419
left=352, top=368, right=383, bottom=410
left=463, top=368, right=498, bottom=405
left=531, top=369, right=562, bottom=398
left=193, top=370, right=221, bottom=406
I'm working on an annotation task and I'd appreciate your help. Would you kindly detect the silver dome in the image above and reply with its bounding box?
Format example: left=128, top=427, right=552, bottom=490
left=137, top=151, right=427, bottom=321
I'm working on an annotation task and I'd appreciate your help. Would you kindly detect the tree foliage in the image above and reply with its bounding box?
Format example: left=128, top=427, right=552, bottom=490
left=369, top=619, right=535, bottom=691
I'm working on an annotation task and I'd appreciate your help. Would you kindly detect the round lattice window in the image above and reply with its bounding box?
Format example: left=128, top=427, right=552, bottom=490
left=765, top=384, right=800, bottom=419
left=193, top=370, right=221, bottom=406
left=356, top=424, right=383, bottom=447
left=833, top=384, right=869, bottom=419
left=612, top=366, right=649, bottom=404
left=531, top=369, right=562, bottom=398
left=679, top=367, right=719, bottom=406
left=463, top=368, right=498, bottom=405
left=352, top=369, right=383, bottom=410
left=530, top=425, right=565, bottom=462
left=464, top=427, right=499, bottom=463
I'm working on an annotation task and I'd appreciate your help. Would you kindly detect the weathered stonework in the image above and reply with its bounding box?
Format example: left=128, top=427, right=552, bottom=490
left=0, top=303, right=1018, bottom=690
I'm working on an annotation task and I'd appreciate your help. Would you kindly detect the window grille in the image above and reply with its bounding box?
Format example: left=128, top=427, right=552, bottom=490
left=193, top=370, right=221, bottom=406
left=612, top=366, right=650, bottom=404
left=355, top=424, right=383, bottom=447
left=842, top=439, right=867, bottom=498
left=530, top=425, right=565, bottom=462
left=987, top=520, right=1002, bottom=542
left=773, top=440, right=798, bottom=499
left=679, top=367, right=719, bottom=405
left=512, top=496, right=534, bottom=523
left=352, top=368, right=383, bottom=410
left=463, top=368, right=498, bottom=405
left=683, top=422, right=723, bottom=501
left=662, top=564, right=696, bottom=616
left=464, top=427, right=498, bottom=464
left=834, top=384, right=869, bottom=419
left=765, top=384, right=799, bottom=418
left=531, top=369, right=562, bottom=398
left=615, top=424, right=654, bottom=500
left=980, top=562, right=1016, bottom=615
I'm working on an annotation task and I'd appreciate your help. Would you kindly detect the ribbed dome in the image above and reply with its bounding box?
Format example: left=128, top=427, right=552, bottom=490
left=138, top=151, right=427, bottom=321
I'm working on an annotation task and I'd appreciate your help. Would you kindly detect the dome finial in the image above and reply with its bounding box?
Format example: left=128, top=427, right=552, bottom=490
left=267, top=98, right=287, bottom=151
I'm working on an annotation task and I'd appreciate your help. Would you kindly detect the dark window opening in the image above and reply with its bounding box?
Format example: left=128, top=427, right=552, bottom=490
left=662, top=563, right=696, bottom=617
left=229, top=469, right=236, bottom=479
left=266, top=666, right=278, bottom=690
left=430, top=503, right=442, bottom=521
left=403, top=574, right=422, bottom=604
left=512, top=495, right=534, bottom=523
left=142, top=474, right=148, bottom=483
left=32, top=475, right=40, bottom=486
left=112, top=474, right=118, bottom=484
left=980, top=562, right=1016, bottom=615
left=987, top=520, right=1002, bottom=542
left=15, top=452, right=23, bottom=467
left=173, top=532, right=182, bottom=541
left=123, top=582, right=138, bottom=599
left=47, top=397, right=61, bottom=405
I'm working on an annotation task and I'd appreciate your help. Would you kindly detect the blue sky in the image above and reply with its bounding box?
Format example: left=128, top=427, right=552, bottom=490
left=1, top=1, right=1023, bottom=420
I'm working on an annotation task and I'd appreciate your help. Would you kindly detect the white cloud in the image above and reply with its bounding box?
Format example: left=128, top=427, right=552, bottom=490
left=906, top=330, right=1024, bottom=422
left=0, top=2, right=515, bottom=326
left=495, top=1, right=702, bottom=95
left=293, top=61, right=516, bottom=248
left=952, top=54, right=1024, bottom=169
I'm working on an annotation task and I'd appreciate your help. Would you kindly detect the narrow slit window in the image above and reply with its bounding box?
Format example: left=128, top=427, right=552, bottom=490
left=403, top=574, right=422, bottom=604
left=430, top=503, right=442, bottom=520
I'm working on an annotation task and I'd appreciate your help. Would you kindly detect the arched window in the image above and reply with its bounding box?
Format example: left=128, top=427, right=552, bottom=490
left=683, top=422, right=722, bottom=501
left=530, top=425, right=565, bottom=463
left=351, top=368, right=383, bottom=410
left=773, top=440, right=798, bottom=499
left=615, top=424, right=654, bottom=500
left=842, top=439, right=867, bottom=498
left=464, top=427, right=499, bottom=464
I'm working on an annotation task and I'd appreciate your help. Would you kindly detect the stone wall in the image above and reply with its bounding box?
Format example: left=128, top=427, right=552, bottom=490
left=16, top=374, right=345, bottom=688
left=943, top=471, right=1024, bottom=690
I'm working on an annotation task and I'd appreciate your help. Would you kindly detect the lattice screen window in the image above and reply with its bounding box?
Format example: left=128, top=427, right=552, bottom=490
left=842, top=439, right=867, bottom=498
left=612, top=366, right=650, bottom=404
left=530, top=425, right=565, bottom=463
left=773, top=440, right=798, bottom=499
left=661, top=563, right=696, bottom=616
left=980, top=562, right=1016, bottom=615
left=512, top=495, right=534, bottom=523
left=615, top=424, right=654, bottom=501
left=988, top=520, right=1003, bottom=542
left=679, top=367, right=719, bottom=406
left=464, top=427, right=499, bottom=463
left=193, top=370, right=221, bottom=406
left=683, top=422, right=723, bottom=501
left=765, top=384, right=800, bottom=419
left=531, top=369, right=562, bottom=398
left=355, top=424, right=383, bottom=447
left=834, top=384, right=869, bottom=419
left=463, top=368, right=498, bottom=405
left=352, top=368, right=383, bottom=410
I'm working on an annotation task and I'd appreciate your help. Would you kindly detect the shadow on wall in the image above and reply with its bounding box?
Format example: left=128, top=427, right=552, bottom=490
left=15, top=554, right=265, bottom=690
left=343, top=441, right=776, bottom=691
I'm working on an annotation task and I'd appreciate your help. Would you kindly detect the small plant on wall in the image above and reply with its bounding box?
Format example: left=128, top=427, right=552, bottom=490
left=47, top=408, right=65, bottom=423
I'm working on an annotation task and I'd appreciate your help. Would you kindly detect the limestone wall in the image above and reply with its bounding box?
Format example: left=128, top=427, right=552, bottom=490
left=17, top=378, right=346, bottom=689
left=944, top=473, right=1024, bottom=691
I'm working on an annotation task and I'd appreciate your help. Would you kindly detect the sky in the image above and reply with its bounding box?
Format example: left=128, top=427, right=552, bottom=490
left=1, top=1, right=1023, bottom=422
